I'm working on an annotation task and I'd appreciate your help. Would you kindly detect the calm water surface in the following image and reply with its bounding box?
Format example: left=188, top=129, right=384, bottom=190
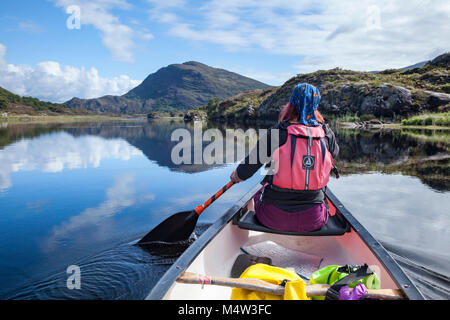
left=0, top=120, right=448, bottom=299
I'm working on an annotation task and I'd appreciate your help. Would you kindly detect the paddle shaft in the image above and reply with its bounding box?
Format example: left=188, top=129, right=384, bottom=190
left=194, top=181, right=235, bottom=215
left=137, top=180, right=235, bottom=244
left=177, top=272, right=405, bottom=300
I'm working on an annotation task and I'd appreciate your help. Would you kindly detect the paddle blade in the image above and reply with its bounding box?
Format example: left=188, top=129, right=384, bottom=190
left=137, top=210, right=199, bottom=244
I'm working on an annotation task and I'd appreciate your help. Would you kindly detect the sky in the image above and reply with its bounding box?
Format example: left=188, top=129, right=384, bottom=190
left=0, top=0, right=449, bottom=103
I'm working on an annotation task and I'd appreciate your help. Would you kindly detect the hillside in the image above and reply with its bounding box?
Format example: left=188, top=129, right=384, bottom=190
left=195, top=87, right=278, bottom=122
left=65, top=61, right=269, bottom=114
left=200, top=53, right=450, bottom=121
left=0, top=87, right=89, bottom=115
left=258, top=52, right=450, bottom=120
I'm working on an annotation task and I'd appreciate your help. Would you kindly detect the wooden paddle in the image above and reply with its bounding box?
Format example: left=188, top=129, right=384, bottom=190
left=177, top=272, right=406, bottom=300
left=137, top=181, right=235, bottom=244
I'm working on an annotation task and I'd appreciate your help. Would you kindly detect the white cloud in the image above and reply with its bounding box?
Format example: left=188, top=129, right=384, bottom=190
left=18, top=20, right=44, bottom=33
left=146, top=0, right=187, bottom=25
left=152, top=0, right=450, bottom=72
left=0, top=131, right=143, bottom=191
left=240, top=70, right=295, bottom=87
left=0, top=43, right=141, bottom=102
left=55, top=0, right=153, bottom=62
left=216, top=63, right=294, bottom=86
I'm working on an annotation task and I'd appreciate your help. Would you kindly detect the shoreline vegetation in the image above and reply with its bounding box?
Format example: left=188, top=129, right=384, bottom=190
left=2, top=110, right=449, bottom=131
left=0, top=114, right=144, bottom=125
left=333, top=111, right=450, bottom=130
left=181, top=108, right=450, bottom=130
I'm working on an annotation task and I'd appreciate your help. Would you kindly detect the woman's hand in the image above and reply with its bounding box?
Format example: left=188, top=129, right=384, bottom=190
left=230, top=170, right=243, bottom=183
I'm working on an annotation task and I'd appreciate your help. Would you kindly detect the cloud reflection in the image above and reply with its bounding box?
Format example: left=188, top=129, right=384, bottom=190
left=0, top=132, right=143, bottom=190
left=43, top=173, right=139, bottom=252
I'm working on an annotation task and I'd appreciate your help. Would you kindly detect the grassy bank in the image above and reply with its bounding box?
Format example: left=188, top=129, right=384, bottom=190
left=400, top=112, right=450, bottom=127
left=326, top=110, right=450, bottom=130
left=385, top=123, right=450, bottom=130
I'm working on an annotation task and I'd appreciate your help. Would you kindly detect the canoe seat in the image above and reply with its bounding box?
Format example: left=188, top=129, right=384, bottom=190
left=234, top=210, right=350, bottom=236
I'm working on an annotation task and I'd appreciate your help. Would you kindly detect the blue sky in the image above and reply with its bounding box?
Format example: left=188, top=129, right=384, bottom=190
left=0, top=0, right=449, bottom=102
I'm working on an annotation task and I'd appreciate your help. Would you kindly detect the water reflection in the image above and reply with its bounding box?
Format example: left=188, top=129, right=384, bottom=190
left=1, top=121, right=448, bottom=192
left=65, top=121, right=258, bottom=174
left=328, top=173, right=449, bottom=255
left=43, top=173, right=140, bottom=253
left=0, top=131, right=142, bottom=191
left=0, top=120, right=266, bottom=299
left=332, top=127, right=450, bottom=191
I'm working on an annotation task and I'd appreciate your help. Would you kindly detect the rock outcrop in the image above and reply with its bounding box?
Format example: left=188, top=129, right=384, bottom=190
left=256, top=53, right=450, bottom=120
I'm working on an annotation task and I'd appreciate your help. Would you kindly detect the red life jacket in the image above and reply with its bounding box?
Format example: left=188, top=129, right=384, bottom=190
left=271, top=124, right=333, bottom=191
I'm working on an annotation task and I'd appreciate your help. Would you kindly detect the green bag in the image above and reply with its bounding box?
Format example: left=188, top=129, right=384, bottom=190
left=309, top=264, right=380, bottom=300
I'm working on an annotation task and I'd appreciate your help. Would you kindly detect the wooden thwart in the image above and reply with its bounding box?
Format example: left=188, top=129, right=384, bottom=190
left=177, top=272, right=406, bottom=300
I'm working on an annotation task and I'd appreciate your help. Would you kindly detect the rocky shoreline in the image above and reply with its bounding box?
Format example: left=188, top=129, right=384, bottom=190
left=337, top=119, right=386, bottom=130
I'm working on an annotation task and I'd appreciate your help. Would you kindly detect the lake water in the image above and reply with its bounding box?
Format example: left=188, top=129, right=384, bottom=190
left=0, top=120, right=448, bottom=300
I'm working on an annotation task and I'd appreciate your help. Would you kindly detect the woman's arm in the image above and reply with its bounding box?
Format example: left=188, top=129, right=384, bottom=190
left=235, top=129, right=272, bottom=181
left=322, top=124, right=339, bottom=158
left=233, top=123, right=287, bottom=182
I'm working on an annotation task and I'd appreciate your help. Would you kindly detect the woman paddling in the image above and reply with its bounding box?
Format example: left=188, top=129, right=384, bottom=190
left=230, top=83, right=339, bottom=232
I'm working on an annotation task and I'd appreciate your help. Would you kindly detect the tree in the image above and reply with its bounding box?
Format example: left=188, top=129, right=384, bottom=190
left=0, top=96, right=8, bottom=109
left=206, top=98, right=220, bottom=115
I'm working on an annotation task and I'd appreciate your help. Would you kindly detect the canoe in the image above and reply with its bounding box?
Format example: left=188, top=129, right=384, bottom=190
left=146, top=182, right=424, bottom=300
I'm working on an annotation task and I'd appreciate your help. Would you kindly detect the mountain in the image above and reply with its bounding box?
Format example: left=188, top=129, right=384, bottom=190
left=369, top=60, right=430, bottom=73
left=65, top=61, right=270, bottom=114
left=400, top=60, right=429, bottom=71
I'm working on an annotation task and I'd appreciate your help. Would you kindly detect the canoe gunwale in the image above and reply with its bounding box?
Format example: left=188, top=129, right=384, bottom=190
left=145, top=183, right=424, bottom=300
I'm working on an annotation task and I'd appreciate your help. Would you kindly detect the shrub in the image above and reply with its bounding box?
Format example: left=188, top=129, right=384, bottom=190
left=435, top=117, right=450, bottom=126
left=412, top=118, right=423, bottom=125
left=402, top=112, right=450, bottom=127
left=0, top=96, right=8, bottom=109
left=423, top=117, right=433, bottom=126
left=360, top=114, right=376, bottom=121
left=206, top=98, right=220, bottom=115
left=442, top=84, right=450, bottom=94
left=338, top=111, right=360, bottom=122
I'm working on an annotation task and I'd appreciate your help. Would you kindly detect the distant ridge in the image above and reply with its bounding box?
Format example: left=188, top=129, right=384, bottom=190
left=65, top=61, right=269, bottom=114
left=400, top=60, right=429, bottom=71
left=370, top=59, right=430, bottom=73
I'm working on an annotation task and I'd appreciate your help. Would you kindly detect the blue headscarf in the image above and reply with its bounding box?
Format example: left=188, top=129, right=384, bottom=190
left=289, top=83, right=321, bottom=126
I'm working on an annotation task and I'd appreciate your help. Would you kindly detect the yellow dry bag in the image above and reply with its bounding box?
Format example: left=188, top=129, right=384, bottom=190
left=230, top=263, right=309, bottom=300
